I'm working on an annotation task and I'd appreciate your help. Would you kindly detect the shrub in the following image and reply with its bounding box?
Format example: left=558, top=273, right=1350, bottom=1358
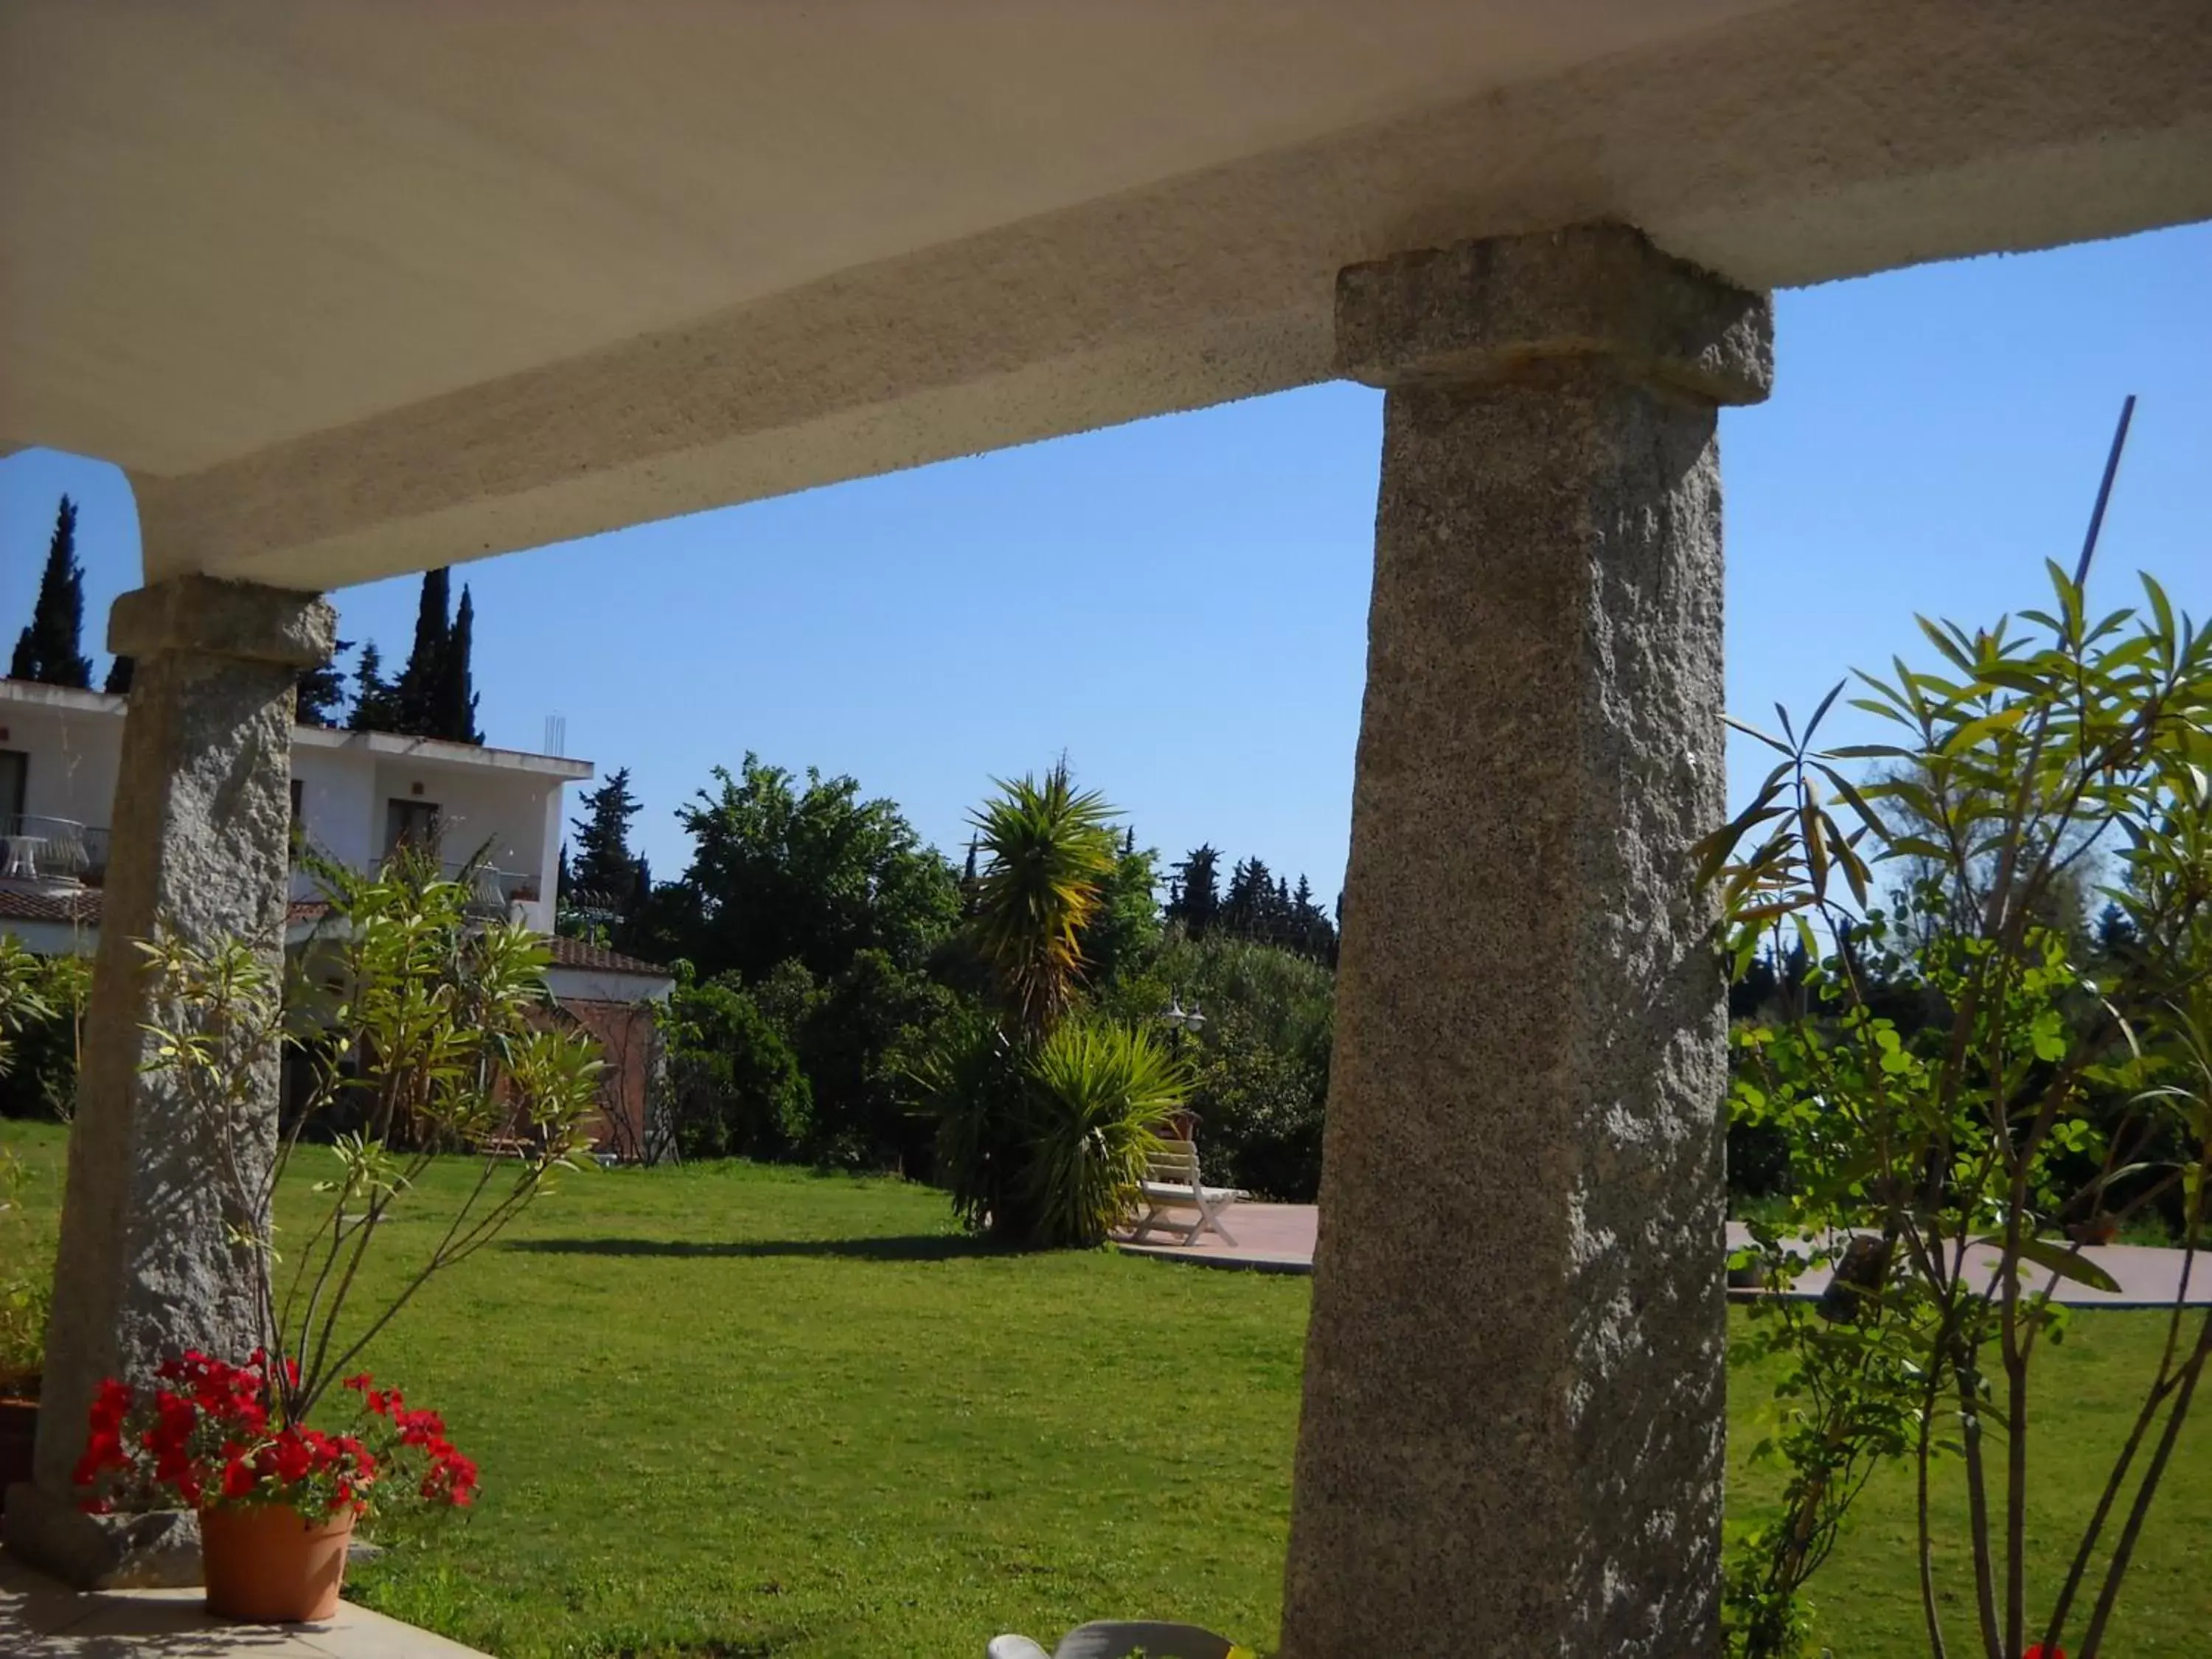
left=1186, top=1010, right=1329, bottom=1200
left=911, top=1012, right=1190, bottom=1248
left=663, top=979, right=813, bottom=1161
left=1023, top=1020, right=1188, bottom=1248
left=0, top=944, right=87, bottom=1122
left=1703, top=563, right=2212, bottom=1659
left=907, top=1003, right=1032, bottom=1239
left=1102, top=934, right=1335, bottom=1198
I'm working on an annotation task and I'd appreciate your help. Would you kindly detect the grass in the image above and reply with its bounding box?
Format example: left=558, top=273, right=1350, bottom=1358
left=4, top=1117, right=2207, bottom=1658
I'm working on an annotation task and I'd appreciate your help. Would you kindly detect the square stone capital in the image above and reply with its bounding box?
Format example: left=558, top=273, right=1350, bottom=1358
left=108, top=574, right=335, bottom=668
left=1336, top=223, right=1773, bottom=405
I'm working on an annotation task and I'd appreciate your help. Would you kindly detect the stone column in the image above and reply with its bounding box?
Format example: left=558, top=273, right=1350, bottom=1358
left=9, top=575, right=332, bottom=1583
left=1279, top=226, right=1770, bottom=1658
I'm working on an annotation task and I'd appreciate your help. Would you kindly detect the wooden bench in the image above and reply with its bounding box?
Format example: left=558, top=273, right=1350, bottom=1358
left=1127, top=1135, right=1245, bottom=1248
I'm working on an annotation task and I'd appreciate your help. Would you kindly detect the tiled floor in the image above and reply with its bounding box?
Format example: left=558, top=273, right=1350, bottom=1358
left=1117, top=1206, right=2212, bottom=1307
left=0, top=1548, right=489, bottom=1658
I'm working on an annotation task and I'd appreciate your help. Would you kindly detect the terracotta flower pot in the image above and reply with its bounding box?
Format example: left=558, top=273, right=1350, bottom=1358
left=200, top=1502, right=357, bottom=1623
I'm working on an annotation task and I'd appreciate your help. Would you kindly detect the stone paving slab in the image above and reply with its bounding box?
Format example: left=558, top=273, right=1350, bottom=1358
left=0, top=1548, right=489, bottom=1658
left=1116, top=1207, right=2212, bottom=1307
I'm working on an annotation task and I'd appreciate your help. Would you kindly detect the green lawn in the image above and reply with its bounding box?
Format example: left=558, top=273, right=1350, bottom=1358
left=4, top=1119, right=2206, bottom=1658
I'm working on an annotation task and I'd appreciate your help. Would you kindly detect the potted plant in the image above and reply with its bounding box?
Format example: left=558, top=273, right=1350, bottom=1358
left=67, top=857, right=602, bottom=1619
left=72, top=1349, right=475, bottom=1621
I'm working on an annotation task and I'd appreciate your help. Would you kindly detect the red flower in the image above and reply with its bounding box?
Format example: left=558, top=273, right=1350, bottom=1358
left=76, top=1353, right=474, bottom=1520
left=272, top=1430, right=314, bottom=1484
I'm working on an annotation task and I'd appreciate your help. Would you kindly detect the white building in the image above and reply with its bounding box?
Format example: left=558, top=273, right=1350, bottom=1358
left=0, top=677, right=582, bottom=946
left=0, top=678, right=674, bottom=1149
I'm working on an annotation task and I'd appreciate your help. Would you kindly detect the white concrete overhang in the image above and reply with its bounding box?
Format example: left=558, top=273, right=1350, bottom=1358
left=0, top=678, right=590, bottom=781
left=291, top=725, right=594, bottom=785
left=3, top=0, right=2208, bottom=591
left=0, top=680, right=127, bottom=720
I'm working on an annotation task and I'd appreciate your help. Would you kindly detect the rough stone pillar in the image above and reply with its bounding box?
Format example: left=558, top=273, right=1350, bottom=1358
left=10, top=576, right=331, bottom=1579
left=1279, top=225, right=1771, bottom=1659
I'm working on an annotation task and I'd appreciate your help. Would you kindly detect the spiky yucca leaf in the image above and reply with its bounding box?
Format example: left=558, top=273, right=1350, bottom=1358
left=967, top=767, right=1119, bottom=1040
left=1023, top=1020, right=1188, bottom=1248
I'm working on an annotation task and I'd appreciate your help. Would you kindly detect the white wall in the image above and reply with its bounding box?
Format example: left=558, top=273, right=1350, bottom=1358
left=290, top=745, right=378, bottom=900
left=0, top=698, right=124, bottom=830
left=366, top=757, right=565, bottom=931
left=0, top=691, right=580, bottom=935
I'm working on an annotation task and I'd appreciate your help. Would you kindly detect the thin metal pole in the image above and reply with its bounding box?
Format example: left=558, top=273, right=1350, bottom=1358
left=2073, top=394, right=2137, bottom=587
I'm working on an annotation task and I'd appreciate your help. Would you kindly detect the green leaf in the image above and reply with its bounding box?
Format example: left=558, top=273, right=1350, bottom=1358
left=1725, top=712, right=1795, bottom=755
left=1979, top=1234, right=2122, bottom=1295
left=2143, top=571, right=2176, bottom=648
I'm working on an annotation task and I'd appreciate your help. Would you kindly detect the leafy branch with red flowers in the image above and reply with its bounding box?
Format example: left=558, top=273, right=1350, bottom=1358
left=74, top=1349, right=476, bottom=1521
left=83, top=858, right=602, bottom=1526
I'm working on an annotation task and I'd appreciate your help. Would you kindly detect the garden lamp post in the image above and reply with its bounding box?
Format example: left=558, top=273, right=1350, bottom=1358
left=1160, top=995, right=1206, bottom=1140
left=1161, top=995, right=1206, bottom=1044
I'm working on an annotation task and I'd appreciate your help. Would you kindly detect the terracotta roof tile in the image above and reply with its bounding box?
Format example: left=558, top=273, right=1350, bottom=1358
left=545, top=935, right=672, bottom=978
left=0, top=886, right=102, bottom=924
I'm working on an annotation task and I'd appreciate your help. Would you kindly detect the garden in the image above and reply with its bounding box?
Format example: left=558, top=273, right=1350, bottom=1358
left=1, top=539, right=2208, bottom=1657
left=2, top=1122, right=2207, bottom=1658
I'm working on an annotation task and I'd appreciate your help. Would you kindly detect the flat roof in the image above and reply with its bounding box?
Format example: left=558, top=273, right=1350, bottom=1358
left=0, top=678, right=594, bottom=779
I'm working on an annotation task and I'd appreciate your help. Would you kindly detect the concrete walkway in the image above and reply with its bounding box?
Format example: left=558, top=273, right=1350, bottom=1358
left=0, top=1548, right=488, bottom=1658
left=1116, top=1208, right=2212, bottom=1308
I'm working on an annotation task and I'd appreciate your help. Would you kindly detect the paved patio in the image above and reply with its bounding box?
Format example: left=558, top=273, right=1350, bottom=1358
left=1117, top=1207, right=2212, bottom=1307
left=0, top=1548, right=487, bottom=1658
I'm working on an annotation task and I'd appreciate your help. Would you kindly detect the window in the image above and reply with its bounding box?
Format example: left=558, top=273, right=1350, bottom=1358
left=384, top=798, right=440, bottom=858
left=0, top=750, right=24, bottom=830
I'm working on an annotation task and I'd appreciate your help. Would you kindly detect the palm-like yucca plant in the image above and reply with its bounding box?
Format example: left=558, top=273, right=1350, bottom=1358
left=1023, top=1020, right=1188, bottom=1248
left=968, top=765, right=1119, bottom=1040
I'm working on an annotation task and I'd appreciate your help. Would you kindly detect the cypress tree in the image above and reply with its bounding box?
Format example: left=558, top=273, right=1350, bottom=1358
left=1166, top=844, right=1222, bottom=938
left=436, top=586, right=482, bottom=743
left=10, top=495, right=94, bottom=688
left=392, top=568, right=451, bottom=735
left=103, top=655, right=135, bottom=696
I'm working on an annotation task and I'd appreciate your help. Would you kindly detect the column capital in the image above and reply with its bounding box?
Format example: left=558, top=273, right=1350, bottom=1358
left=108, top=574, right=335, bottom=668
left=1335, top=222, right=1773, bottom=405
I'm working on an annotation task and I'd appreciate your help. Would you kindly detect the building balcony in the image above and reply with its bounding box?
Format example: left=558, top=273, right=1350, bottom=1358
left=446, top=860, right=542, bottom=918
left=0, top=815, right=109, bottom=888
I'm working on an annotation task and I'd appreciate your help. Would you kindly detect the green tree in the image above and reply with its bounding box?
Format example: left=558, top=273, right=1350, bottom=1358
left=570, top=768, right=643, bottom=906
left=1166, top=844, right=1222, bottom=937
left=103, top=655, right=134, bottom=695
left=1220, top=855, right=1278, bottom=943
left=643, top=754, right=959, bottom=986
left=349, top=641, right=400, bottom=732
left=392, top=568, right=451, bottom=735
left=435, top=585, right=482, bottom=744
left=966, top=764, right=1119, bottom=1040
left=10, top=495, right=93, bottom=688
left=1075, top=838, right=1163, bottom=990
left=294, top=639, right=352, bottom=728
left=662, top=977, right=812, bottom=1160
left=787, top=948, right=960, bottom=1169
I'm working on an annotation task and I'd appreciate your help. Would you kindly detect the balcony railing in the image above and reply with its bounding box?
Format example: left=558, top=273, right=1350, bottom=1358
left=0, top=815, right=109, bottom=886
left=444, top=861, right=542, bottom=917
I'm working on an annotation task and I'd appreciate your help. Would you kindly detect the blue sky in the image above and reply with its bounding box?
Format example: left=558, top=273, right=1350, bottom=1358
left=4, top=221, right=2208, bottom=899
